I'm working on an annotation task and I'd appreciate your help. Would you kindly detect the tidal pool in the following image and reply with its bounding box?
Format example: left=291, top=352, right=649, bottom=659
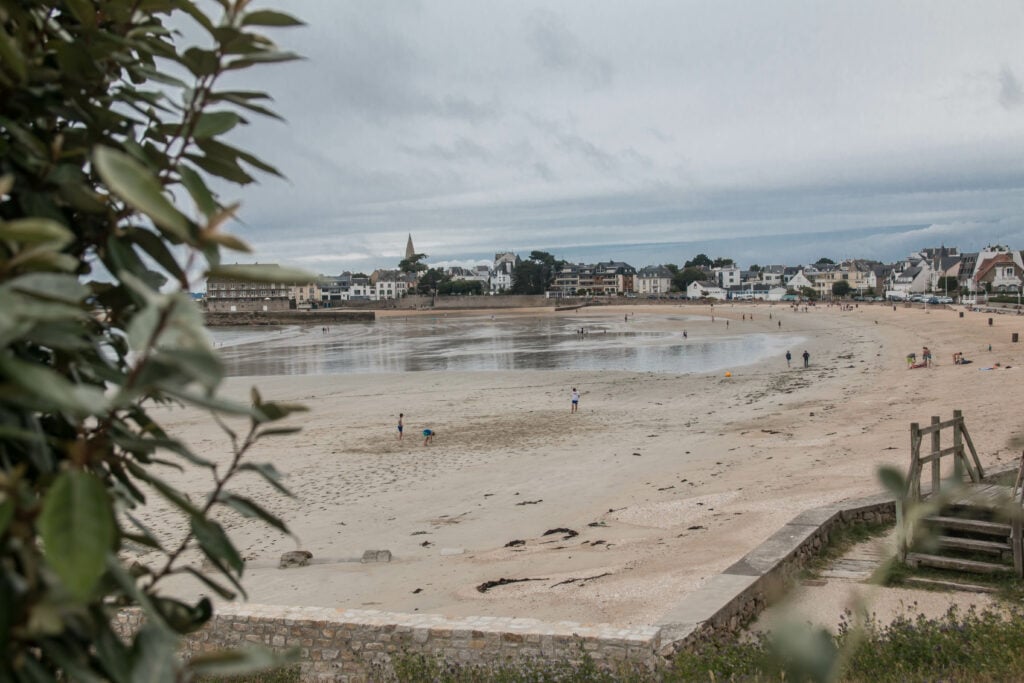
left=209, top=314, right=803, bottom=377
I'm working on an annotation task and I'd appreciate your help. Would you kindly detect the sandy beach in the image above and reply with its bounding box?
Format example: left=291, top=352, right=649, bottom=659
left=139, top=303, right=1024, bottom=627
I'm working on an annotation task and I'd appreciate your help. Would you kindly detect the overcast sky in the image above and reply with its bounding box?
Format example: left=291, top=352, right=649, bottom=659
left=213, top=1, right=1024, bottom=273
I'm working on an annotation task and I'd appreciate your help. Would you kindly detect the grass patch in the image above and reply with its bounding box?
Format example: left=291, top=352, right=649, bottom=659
left=198, top=666, right=301, bottom=683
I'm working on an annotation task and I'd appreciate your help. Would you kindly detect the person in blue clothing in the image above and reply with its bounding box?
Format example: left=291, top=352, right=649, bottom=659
left=422, top=428, right=435, bottom=446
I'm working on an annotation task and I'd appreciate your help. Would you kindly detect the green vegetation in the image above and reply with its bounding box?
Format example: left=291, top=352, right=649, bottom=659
left=831, top=280, right=852, bottom=297
left=1, top=1, right=304, bottom=679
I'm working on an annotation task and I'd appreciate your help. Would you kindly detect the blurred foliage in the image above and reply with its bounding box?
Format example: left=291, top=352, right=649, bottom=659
left=0, top=0, right=308, bottom=679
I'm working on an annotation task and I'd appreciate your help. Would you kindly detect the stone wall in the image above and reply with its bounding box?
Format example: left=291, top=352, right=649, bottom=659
left=115, top=605, right=661, bottom=682
left=204, top=310, right=376, bottom=326
left=114, top=494, right=897, bottom=681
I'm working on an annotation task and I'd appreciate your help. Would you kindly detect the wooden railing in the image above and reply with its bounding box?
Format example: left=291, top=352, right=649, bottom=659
left=903, top=409, right=984, bottom=502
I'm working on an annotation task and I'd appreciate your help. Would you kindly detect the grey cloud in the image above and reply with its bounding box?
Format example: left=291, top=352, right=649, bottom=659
left=400, top=137, right=493, bottom=162
left=998, top=65, right=1024, bottom=109
left=526, top=9, right=613, bottom=88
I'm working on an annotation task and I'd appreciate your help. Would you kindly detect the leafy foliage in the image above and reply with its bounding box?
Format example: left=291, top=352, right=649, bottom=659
left=671, top=266, right=705, bottom=292
left=683, top=253, right=712, bottom=268
left=416, top=267, right=449, bottom=294
left=832, top=280, right=852, bottom=297
left=511, top=251, right=561, bottom=294
left=0, top=1, right=306, bottom=679
left=399, top=253, right=428, bottom=274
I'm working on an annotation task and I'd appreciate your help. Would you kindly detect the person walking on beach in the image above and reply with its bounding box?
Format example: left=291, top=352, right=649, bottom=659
left=785, top=350, right=791, bottom=367
left=422, top=428, right=435, bottom=446
left=802, top=350, right=810, bottom=368
left=397, top=413, right=404, bottom=440
left=571, top=387, right=580, bottom=413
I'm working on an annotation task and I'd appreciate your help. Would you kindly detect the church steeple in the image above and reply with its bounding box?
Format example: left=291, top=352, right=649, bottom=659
left=405, top=234, right=415, bottom=259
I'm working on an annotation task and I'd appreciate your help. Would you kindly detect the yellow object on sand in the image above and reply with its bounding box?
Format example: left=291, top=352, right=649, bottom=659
left=725, top=371, right=732, bottom=377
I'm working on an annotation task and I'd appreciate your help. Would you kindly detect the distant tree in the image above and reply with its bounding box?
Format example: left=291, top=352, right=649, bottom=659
left=712, top=257, right=734, bottom=267
left=512, top=252, right=561, bottom=294
left=800, top=286, right=819, bottom=301
left=529, top=250, right=559, bottom=268
left=663, top=263, right=680, bottom=275
left=749, top=264, right=761, bottom=272
left=399, top=253, right=428, bottom=274
left=352, top=272, right=369, bottom=279
left=685, top=253, right=713, bottom=268
left=439, top=280, right=484, bottom=295
left=417, top=267, right=449, bottom=294
left=832, top=280, right=852, bottom=297
left=672, top=267, right=706, bottom=291
left=936, top=276, right=959, bottom=294
left=815, top=257, right=835, bottom=266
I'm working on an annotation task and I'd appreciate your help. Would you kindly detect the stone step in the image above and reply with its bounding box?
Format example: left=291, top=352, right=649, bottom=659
left=905, top=553, right=1012, bottom=574
left=902, top=576, right=998, bottom=594
left=922, top=516, right=1011, bottom=537
left=936, top=535, right=1011, bottom=555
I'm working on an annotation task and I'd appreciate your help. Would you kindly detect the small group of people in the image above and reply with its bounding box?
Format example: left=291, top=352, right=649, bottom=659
left=952, top=351, right=970, bottom=365
left=785, top=350, right=810, bottom=368
left=396, top=413, right=436, bottom=445
left=906, top=346, right=933, bottom=369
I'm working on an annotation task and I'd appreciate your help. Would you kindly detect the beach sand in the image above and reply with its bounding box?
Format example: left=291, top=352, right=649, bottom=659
left=138, top=303, right=1024, bottom=626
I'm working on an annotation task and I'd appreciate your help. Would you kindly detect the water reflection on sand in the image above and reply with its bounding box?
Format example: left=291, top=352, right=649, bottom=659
left=211, top=314, right=802, bottom=377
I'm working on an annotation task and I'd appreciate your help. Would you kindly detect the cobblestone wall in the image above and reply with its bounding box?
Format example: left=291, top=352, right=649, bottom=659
left=115, top=605, right=661, bottom=682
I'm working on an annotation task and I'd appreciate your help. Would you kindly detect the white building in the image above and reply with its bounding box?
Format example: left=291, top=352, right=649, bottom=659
left=635, top=265, right=673, bottom=295
left=491, top=252, right=519, bottom=293
left=687, top=280, right=728, bottom=300
left=713, top=265, right=741, bottom=288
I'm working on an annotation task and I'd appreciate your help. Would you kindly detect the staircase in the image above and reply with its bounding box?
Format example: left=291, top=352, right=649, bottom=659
left=906, top=505, right=1016, bottom=575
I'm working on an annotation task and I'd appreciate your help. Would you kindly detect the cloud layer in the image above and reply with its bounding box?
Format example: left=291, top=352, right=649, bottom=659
left=208, top=1, right=1024, bottom=273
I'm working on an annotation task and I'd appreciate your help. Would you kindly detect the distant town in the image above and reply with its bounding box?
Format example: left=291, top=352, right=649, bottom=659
left=204, top=236, right=1024, bottom=313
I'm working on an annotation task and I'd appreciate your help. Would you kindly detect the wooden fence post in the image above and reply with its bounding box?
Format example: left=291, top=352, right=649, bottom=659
left=931, top=415, right=941, bottom=495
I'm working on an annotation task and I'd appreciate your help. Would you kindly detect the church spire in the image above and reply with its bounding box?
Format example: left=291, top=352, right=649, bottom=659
left=405, top=234, right=415, bottom=259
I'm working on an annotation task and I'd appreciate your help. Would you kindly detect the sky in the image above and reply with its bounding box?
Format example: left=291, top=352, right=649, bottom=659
left=207, top=1, right=1024, bottom=274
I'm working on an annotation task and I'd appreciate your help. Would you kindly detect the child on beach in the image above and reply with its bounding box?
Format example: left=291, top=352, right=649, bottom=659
left=422, top=428, right=435, bottom=446
left=571, top=388, right=580, bottom=413
left=397, top=413, right=404, bottom=440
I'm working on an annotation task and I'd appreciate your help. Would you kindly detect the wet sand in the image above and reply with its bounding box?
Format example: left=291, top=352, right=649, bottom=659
left=139, top=303, right=1024, bottom=626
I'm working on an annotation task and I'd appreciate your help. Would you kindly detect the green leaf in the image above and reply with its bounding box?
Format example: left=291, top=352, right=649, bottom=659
left=878, top=465, right=908, bottom=499
left=93, top=146, right=191, bottom=241
left=178, top=165, right=218, bottom=217
left=0, top=353, right=109, bottom=417
left=154, top=596, right=212, bottom=634
left=253, top=401, right=308, bottom=423
left=241, top=10, right=305, bottom=27
left=238, top=462, right=293, bottom=497
left=130, top=625, right=179, bottom=683
left=8, top=273, right=88, bottom=304
left=39, top=471, right=116, bottom=601
left=0, top=217, right=74, bottom=246
left=191, top=516, right=244, bottom=574
left=183, top=151, right=254, bottom=184
left=217, top=493, right=290, bottom=535
left=187, top=647, right=297, bottom=679
left=182, top=567, right=237, bottom=600
left=192, top=111, right=241, bottom=138
left=208, top=263, right=314, bottom=284
left=225, top=51, right=302, bottom=70
left=127, top=228, right=188, bottom=286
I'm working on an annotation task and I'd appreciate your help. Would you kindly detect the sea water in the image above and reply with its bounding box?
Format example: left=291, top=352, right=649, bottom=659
left=208, top=314, right=803, bottom=377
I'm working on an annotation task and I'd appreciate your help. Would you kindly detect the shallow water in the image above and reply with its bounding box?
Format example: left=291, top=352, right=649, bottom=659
left=210, top=315, right=803, bottom=377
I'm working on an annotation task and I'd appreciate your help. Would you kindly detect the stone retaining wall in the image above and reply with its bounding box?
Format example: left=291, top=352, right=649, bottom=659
left=204, top=310, right=376, bottom=326
left=114, top=494, right=897, bottom=681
